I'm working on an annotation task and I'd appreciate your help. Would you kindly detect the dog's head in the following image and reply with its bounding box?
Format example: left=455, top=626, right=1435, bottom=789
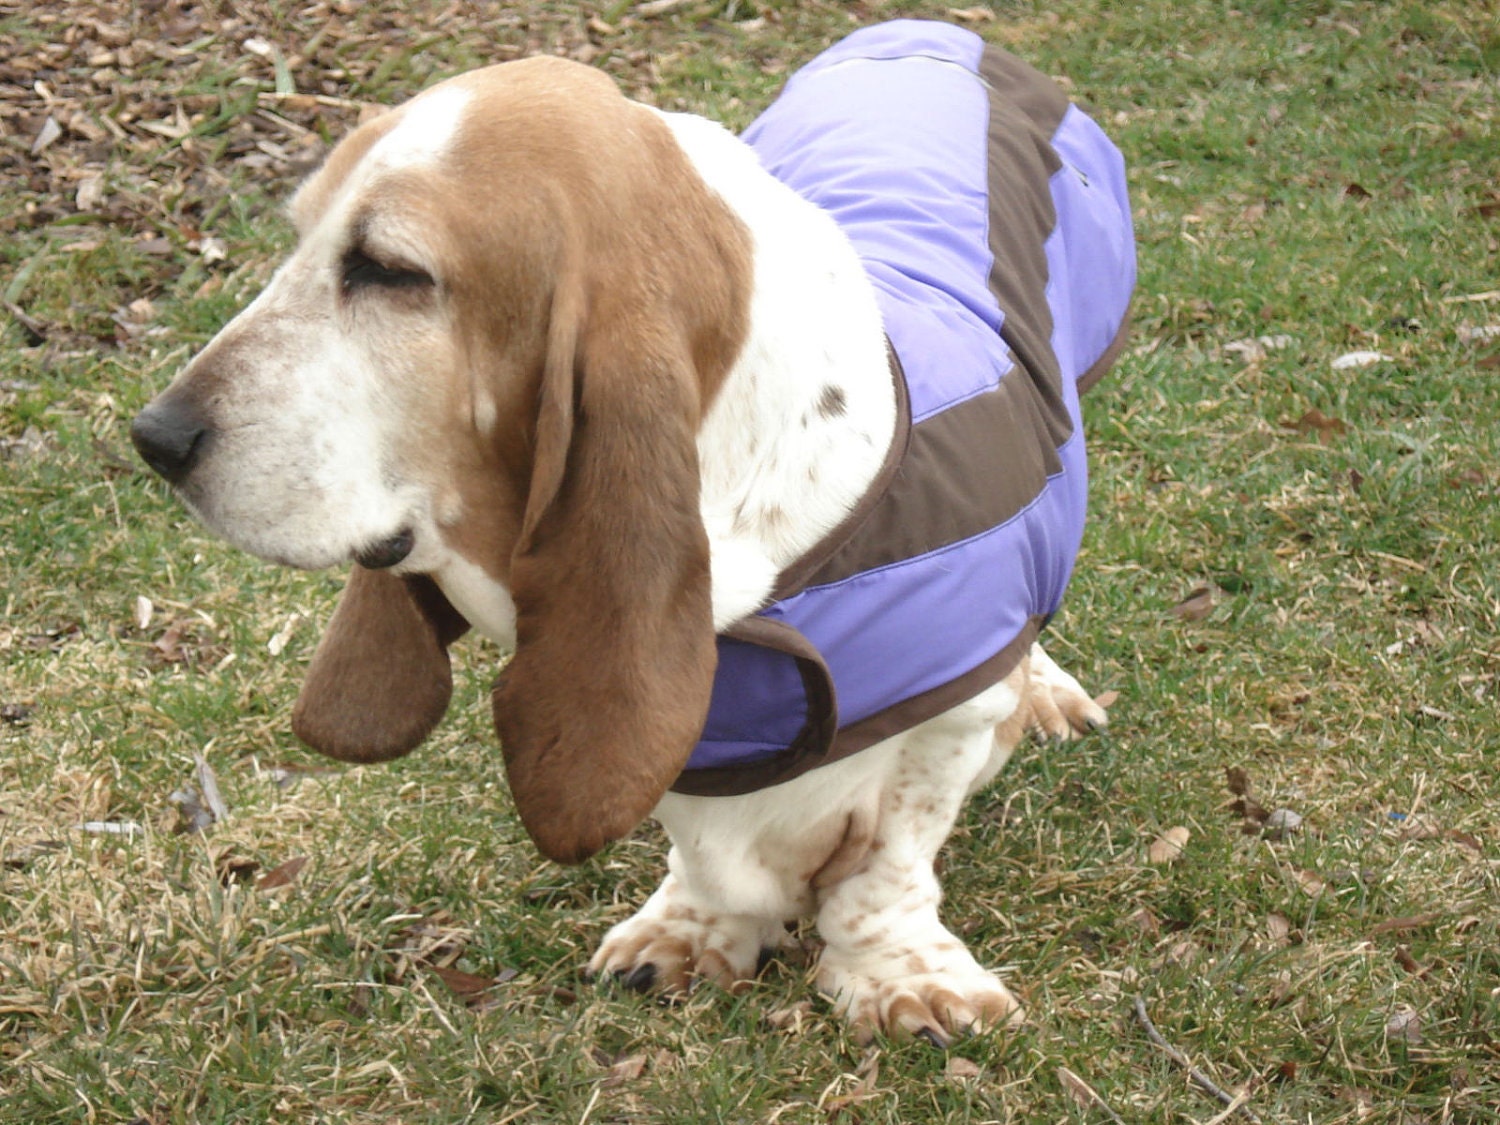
left=132, top=58, right=752, bottom=861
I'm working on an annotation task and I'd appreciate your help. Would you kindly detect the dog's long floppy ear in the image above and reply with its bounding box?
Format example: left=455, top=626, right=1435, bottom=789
left=493, top=272, right=718, bottom=865
left=293, top=568, right=471, bottom=762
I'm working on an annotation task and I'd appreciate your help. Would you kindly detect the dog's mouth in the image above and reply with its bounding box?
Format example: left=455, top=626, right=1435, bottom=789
left=355, top=528, right=415, bottom=570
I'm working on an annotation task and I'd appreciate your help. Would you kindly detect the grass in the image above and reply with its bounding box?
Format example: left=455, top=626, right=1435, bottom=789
left=3, top=0, right=1498, bottom=1121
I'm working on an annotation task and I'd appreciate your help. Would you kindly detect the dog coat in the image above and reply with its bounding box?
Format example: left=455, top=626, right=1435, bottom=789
left=673, top=20, right=1135, bottom=797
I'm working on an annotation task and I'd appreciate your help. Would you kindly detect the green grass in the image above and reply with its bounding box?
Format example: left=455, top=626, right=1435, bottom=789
left=3, top=0, right=1499, bottom=1121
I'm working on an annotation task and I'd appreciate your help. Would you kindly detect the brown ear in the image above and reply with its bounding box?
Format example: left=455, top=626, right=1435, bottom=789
left=293, top=568, right=470, bottom=762
left=493, top=289, right=718, bottom=865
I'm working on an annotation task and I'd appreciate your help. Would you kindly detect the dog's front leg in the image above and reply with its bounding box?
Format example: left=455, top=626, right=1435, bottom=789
left=811, top=676, right=1030, bottom=1046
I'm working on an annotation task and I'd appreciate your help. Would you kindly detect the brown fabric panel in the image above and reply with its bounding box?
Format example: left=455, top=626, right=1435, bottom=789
left=670, top=615, right=1046, bottom=798
left=979, top=45, right=1072, bottom=452
left=800, top=350, right=1061, bottom=586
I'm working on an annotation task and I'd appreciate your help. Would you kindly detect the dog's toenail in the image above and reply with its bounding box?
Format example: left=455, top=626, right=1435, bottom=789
left=916, top=1026, right=950, bottom=1049
left=623, top=963, right=657, bottom=992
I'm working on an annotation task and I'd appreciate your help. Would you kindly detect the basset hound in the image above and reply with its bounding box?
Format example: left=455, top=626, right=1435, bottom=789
left=131, top=21, right=1134, bottom=1043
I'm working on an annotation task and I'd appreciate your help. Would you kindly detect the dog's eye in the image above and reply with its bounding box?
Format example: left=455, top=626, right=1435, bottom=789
left=341, top=248, right=432, bottom=294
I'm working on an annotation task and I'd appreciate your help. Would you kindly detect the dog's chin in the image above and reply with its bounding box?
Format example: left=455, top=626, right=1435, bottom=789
left=177, top=489, right=423, bottom=573
left=187, top=507, right=390, bottom=572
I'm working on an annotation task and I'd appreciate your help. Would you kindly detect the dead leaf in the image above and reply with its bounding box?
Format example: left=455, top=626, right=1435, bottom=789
left=31, top=115, right=62, bottom=155
left=1172, top=586, right=1215, bottom=621
left=1093, top=689, right=1120, bottom=710
left=3, top=840, right=62, bottom=869
left=430, top=964, right=513, bottom=1005
left=195, top=754, right=229, bottom=823
left=134, top=595, right=154, bottom=631
left=1281, top=407, right=1348, bottom=440
left=1331, top=350, right=1393, bottom=370
left=1344, top=182, right=1373, bottom=199
left=1386, top=1006, right=1422, bottom=1045
left=1225, top=766, right=1251, bottom=796
left=1262, top=808, right=1303, bottom=840
left=1370, top=912, right=1442, bottom=935
left=1292, top=867, right=1326, bottom=896
left=148, top=618, right=227, bottom=669
left=1444, top=830, right=1483, bottom=854
left=1148, top=826, right=1190, bottom=864
left=947, top=6, right=996, bottom=21
left=1164, top=939, right=1200, bottom=967
left=217, top=855, right=260, bottom=885
left=600, top=1051, right=649, bottom=1088
left=257, top=855, right=309, bottom=890
left=1266, top=913, right=1292, bottom=944
left=76, top=173, right=106, bottom=212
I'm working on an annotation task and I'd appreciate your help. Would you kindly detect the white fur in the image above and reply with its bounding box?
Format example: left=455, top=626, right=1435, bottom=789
left=656, top=111, right=897, bottom=626
left=368, top=85, right=473, bottom=172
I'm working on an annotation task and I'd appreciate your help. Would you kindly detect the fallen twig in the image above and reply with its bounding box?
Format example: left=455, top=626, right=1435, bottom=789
left=1058, top=1065, right=1127, bottom=1125
left=1133, top=996, right=1261, bottom=1123
left=4, top=301, right=46, bottom=345
left=635, top=0, right=695, bottom=16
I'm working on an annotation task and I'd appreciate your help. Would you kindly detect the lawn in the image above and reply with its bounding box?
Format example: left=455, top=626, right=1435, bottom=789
left=2, top=1, right=1498, bottom=1122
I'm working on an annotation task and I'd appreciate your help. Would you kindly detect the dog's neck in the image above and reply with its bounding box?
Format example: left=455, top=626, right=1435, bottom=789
left=432, top=111, right=897, bottom=645
left=658, top=111, right=897, bottom=629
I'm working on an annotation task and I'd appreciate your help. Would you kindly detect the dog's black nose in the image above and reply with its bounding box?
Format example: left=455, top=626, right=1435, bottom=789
left=131, top=400, right=210, bottom=484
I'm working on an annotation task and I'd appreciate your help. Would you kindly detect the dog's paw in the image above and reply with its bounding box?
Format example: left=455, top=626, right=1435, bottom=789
left=587, top=891, right=782, bottom=995
left=1027, top=643, right=1109, bottom=740
left=817, top=945, right=1024, bottom=1047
